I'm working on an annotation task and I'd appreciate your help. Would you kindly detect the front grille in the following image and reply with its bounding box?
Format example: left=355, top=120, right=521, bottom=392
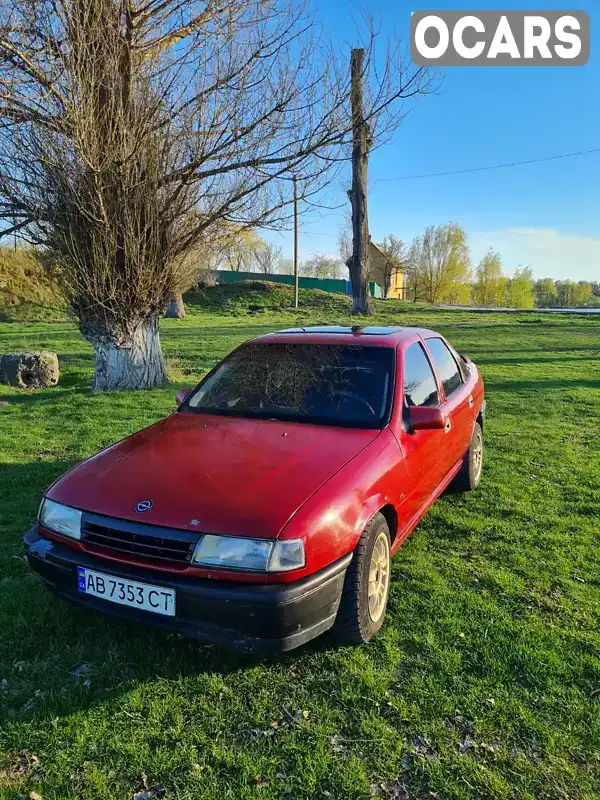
left=81, top=515, right=198, bottom=566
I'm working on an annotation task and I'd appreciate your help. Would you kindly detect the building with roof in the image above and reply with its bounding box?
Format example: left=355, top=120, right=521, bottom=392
left=368, top=241, right=406, bottom=300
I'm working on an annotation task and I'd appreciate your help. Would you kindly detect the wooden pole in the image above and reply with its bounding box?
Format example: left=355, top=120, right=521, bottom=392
left=348, top=48, right=374, bottom=316
left=293, top=174, right=299, bottom=308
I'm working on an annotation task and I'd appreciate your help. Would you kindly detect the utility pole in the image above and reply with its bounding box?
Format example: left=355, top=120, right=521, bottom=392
left=348, top=48, right=374, bottom=316
left=293, top=174, right=299, bottom=309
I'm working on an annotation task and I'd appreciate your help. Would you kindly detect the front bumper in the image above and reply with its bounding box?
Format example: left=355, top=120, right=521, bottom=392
left=24, top=527, right=351, bottom=652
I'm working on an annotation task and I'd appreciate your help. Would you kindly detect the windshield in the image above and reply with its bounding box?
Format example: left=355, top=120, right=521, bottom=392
left=186, top=343, right=395, bottom=428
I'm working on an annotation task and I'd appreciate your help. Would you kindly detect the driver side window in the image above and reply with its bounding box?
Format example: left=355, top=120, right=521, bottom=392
left=403, top=343, right=440, bottom=408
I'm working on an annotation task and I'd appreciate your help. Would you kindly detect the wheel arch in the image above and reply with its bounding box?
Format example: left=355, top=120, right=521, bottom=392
left=352, top=493, right=398, bottom=551
left=378, top=503, right=399, bottom=545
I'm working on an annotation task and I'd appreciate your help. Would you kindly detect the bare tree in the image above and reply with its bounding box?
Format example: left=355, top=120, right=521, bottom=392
left=254, top=241, right=283, bottom=275
left=280, top=257, right=294, bottom=276
left=216, top=229, right=262, bottom=272
left=164, top=242, right=219, bottom=317
left=338, top=212, right=353, bottom=269
left=347, top=48, right=372, bottom=315
left=164, top=293, right=187, bottom=319
left=378, top=234, right=405, bottom=298
left=0, top=0, right=433, bottom=389
left=301, top=253, right=343, bottom=279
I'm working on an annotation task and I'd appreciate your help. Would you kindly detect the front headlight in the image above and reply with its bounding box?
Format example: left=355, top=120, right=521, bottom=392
left=39, top=498, right=82, bottom=539
left=191, top=535, right=305, bottom=572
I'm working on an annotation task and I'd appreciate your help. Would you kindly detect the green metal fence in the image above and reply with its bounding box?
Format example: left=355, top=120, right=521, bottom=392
left=215, top=270, right=380, bottom=297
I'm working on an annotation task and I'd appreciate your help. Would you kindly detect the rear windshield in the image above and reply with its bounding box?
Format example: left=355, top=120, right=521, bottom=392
left=186, top=343, right=395, bottom=428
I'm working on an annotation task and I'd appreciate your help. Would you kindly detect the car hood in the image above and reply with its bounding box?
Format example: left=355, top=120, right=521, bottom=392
left=48, top=412, right=381, bottom=538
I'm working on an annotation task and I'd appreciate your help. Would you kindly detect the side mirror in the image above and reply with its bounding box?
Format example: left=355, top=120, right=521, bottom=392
left=176, top=389, right=192, bottom=407
left=409, top=406, right=446, bottom=431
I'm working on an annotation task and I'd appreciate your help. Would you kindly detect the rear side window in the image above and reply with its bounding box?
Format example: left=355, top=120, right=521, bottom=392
left=425, top=337, right=464, bottom=398
left=403, top=343, right=440, bottom=408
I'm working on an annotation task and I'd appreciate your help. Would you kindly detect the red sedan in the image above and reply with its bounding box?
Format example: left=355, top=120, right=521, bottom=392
left=25, top=326, right=485, bottom=651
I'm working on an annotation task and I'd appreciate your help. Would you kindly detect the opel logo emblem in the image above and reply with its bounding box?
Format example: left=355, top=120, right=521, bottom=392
left=136, top=500, right=153, bottom=513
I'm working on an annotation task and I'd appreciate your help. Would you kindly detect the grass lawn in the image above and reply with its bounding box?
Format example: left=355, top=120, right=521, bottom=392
left=1, top=284, right=600, bottom=799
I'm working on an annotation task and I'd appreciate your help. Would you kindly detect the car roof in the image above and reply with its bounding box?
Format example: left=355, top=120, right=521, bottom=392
left=250, top=325, right=439, bottom=347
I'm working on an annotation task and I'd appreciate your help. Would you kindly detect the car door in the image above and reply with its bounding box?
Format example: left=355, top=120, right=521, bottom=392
left=397, top=341, right=448, bottom=520
left=422, top=336, right=474, bottom=474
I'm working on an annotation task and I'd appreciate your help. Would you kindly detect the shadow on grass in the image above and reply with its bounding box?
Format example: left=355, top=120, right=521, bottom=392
left=485, top=378, right=600, bottom=392
left=161, top=323, right=289, bottom=339
left=0, top=323, right=77, bottom=338
left=471, top=344, right=600, bottom=357
left=0, top=386, right=91, bottom=406
left=477, top=355, right=600, bottom=367
left=0, top=460, right=331, bottom=726
left=0, top=458, right=78, bottom=505
left=3, top=456, right=598, bottom=739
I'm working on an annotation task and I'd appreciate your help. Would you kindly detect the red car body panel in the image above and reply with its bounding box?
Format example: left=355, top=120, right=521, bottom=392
left=47, top=413, right=379, bottom=539
left=38, top=327, right=485, bottom=588
left=275, top=330, right=484, bottom=578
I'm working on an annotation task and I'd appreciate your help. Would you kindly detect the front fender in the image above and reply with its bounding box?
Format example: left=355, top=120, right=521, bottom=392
left=280, top=428, right=405, bottom=576
left=352, top=491, right=391, bottom=542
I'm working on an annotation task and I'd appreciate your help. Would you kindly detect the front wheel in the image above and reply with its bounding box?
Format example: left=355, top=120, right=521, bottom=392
left=332, top=512, right=391, bottom=645
left=451, top=421, right=484, bottom=492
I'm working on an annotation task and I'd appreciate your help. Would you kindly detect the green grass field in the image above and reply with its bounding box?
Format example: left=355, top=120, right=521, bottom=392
left=1, top=284, right=600, bottom=800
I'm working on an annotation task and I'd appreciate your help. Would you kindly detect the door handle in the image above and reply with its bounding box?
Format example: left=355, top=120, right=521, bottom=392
left=468, top=395, right=474, bottom=409
left=444, top=418, right=451, bottom=433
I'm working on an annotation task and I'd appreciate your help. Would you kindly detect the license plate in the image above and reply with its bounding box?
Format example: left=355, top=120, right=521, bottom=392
left=77, top=567, right=176, bottom=617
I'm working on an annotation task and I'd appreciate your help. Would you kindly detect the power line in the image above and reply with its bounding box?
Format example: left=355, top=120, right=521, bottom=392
left=377, top=147, right=600, bottom=182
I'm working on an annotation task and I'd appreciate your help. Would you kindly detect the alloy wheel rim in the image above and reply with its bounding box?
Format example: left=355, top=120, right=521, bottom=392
left=368, top=531, right=390, bottom=623
left=473, top=433, right=483, bottom=481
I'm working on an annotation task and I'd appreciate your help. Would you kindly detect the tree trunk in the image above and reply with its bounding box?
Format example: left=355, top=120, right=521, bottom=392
left=165, top=292, right=186, bottom=319
left=90, top=315, right=167, bottom=391
left=383, top=271, right=391, bottom=299
left=348, top=49, right=374, bottom=317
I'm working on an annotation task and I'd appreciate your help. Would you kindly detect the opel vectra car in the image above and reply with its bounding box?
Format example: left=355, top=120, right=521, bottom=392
left=25, top=326, right=485, bottom=651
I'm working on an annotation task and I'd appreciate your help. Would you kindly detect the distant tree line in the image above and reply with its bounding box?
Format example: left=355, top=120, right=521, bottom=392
left=533, top=278, right=600, bottom=308
left=470, top=248, right=536, bottom=309
left=375, top=224, right=599, bottom=309
left=373, top=223, right=538, bottom=309
left=215, top=222, right=599, bottom=310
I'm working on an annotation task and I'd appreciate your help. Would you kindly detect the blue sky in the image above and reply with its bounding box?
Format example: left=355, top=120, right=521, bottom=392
left=265, top=1, right=600, bottom=281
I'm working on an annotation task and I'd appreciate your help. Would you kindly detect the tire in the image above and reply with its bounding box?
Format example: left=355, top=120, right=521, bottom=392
left=451, top=421, right=484, bottom=492
left=332, top=512, right=391, bottom=645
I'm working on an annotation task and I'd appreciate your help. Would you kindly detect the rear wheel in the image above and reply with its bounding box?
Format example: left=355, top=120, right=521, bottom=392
left=332, top=512, right=391, bottom=645
left=452, top=421, right=483, bottom=492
